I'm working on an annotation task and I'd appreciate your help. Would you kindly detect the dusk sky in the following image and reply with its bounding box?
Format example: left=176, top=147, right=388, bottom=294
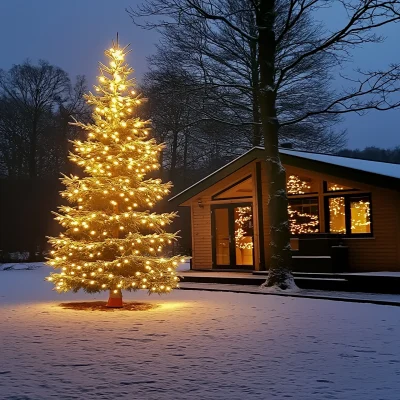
left=1, top=0, right=399, bottom=150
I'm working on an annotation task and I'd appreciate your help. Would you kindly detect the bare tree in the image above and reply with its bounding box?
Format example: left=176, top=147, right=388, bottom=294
left=141, top=67, right=245, bottom=187
left=0, top=62, right=89, bottom=178
left=0, top=60, right=71, bottom=178
left=130, top=0, right=400, bottom=288
left=0, top=62, right=89, bottom=261
left=129, top=0, right=346, bottom=153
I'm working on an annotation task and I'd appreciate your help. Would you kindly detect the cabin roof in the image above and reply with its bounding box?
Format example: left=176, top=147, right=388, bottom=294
left=170, top=146, right=400, bottom=205
left=280, top=148, right=400, bottom=180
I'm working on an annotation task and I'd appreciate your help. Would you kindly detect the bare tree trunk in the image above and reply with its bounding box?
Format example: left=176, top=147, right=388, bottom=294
left=257, top=0, right=293, bottom=288
left=29, top=116, right=38, bottom=178
left=252, top=86, right=262, bottom=147
left=28, top=115, right=39, bottom=261
left=169, top=130, right=179, bottom=181
left=182, top=130, right=189, bottom=185
left=250, top=37, right=262, bottom=147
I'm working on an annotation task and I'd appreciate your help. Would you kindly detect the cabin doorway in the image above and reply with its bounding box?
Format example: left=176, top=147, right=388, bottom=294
left=211, top=204, right=254, bottom=270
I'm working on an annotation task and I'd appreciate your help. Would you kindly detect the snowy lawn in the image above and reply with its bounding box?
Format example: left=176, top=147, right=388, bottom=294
left=1, top=267, right=400, bottom=400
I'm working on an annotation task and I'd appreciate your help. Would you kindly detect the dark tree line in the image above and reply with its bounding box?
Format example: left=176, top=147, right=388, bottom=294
left=337, top=146, right=400, bottom=164
left=0, top=61, right=90, bottom=261
left=0, top=60, right=90, bottom=179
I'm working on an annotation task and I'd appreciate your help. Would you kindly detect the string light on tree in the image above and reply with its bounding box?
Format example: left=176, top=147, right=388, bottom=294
left=46, top=37, right=185, bottom=307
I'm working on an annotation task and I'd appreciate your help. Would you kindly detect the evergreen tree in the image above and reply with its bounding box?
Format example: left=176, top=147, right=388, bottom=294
left=47, top=39, right=184, bottom=307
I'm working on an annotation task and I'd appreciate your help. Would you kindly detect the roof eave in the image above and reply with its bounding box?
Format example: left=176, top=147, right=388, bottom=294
left=169, top=147, right=265, bottom=206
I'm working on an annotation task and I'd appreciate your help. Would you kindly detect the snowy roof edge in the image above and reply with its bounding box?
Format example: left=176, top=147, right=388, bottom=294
left=169, top=147, right=400, bottom=205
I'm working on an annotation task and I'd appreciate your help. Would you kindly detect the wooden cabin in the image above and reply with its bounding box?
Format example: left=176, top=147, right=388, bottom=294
left=170, top=147, right=400, bottom=273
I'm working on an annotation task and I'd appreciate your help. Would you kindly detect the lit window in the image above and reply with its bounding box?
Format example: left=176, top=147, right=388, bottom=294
left=328, top=197, right=346, bottom=233
left=213, top=177, right=252, bottom=200
left=288, top=198, right=319, bottom=235
left=287, top=175, right=317, bottom=195
left=350, top=196, right=371, bottom=234
left=327, top=194, right=372, bottom=235
left=326, top=182, right=354, bottom=192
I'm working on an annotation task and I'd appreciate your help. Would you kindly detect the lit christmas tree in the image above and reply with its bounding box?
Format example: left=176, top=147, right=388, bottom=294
left=46, top=38, right=184, bottom=307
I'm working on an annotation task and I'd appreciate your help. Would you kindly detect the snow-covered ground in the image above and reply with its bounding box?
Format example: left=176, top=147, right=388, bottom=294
left=1, top=267, right=400, bottom=399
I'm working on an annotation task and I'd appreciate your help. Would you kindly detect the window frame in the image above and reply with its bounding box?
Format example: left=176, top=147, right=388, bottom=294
left=324, top=193, right=373, bottom=237
left=211, top=175, right=253, bottom=201
left=323, top=181, right=358, bottom=193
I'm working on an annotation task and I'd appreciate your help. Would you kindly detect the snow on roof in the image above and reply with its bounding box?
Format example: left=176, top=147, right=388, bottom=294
left=170, top=146, right=400, bottom=203
left=279, top=148, right=400, bottom=180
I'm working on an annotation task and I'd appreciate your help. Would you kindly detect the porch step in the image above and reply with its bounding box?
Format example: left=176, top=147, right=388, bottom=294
left=180, top=271, right=400, bottom=294
left=180, top=274, right=265, bottom=286
left=253, top=271, right=340, bottom=279
left=179, top=273, right=349, bottom=291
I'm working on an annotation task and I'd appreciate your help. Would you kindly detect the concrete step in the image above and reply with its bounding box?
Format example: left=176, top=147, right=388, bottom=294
left=179, top=273, right=349, bottom=291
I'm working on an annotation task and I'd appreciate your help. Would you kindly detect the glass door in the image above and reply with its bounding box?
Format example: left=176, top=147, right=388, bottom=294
left=214, top=207, right=231, bottom=266
left=212, top=204, right=254, bottom=269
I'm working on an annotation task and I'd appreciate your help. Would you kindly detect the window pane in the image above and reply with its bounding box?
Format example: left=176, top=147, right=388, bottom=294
left=350, top=196, right=371, bottom=234
left=214, top=177, right=252, bottom=199
left=287, top=175, right=317, bottom=195
left=288, top=197, right=319, bottom=234
left=234, top=206, right=253, bottom=265
left=329, top=197, right=346, bottom=233
left=215, top=208, right=230, bottom=265
left=326, top=182, right=354, bottom=192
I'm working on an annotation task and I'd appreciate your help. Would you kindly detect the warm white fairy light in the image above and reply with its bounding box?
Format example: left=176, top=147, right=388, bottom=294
left=350, top=199, right=371, bottom=233
left=45, top=39, right=186, bottom=298
left=287, top=175, right=311, bottom=195
left=234, top=207, right=253, bottom=250
left=329, top=194, right=371, bottom=234
left=287, top=175, right=319, bottom=234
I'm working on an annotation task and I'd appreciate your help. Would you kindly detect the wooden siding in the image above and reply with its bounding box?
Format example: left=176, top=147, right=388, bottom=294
left=190, top=201, right=212, bottom=269
left=343, top=189, right=400, bottom=271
